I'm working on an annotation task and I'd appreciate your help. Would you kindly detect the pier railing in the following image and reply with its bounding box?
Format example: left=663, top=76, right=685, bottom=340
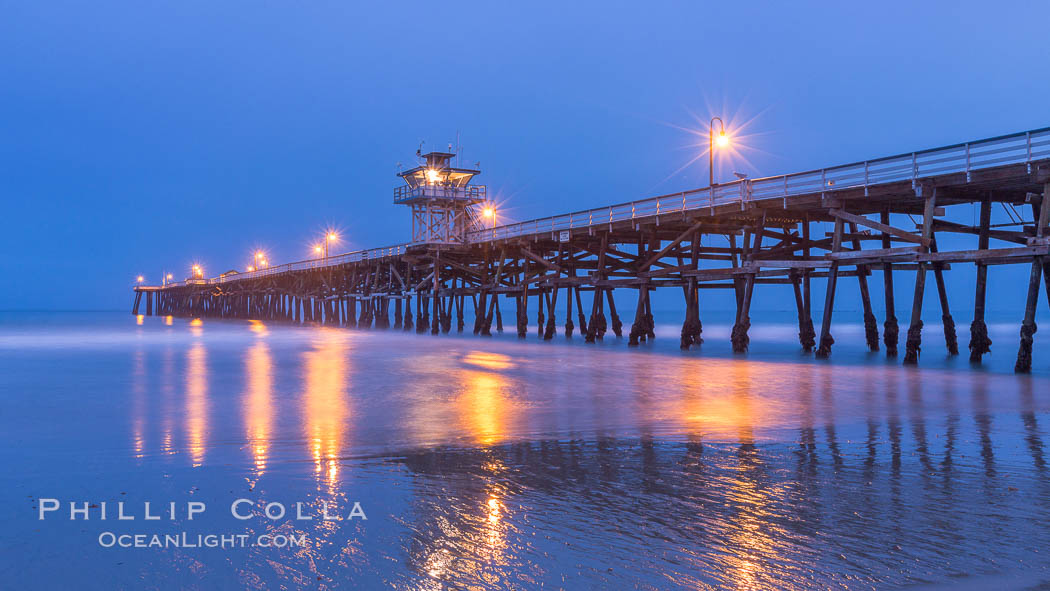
left=168, top=244, right=411, bottom=287
left=163, top=126, right=1050, bottom=288
left=467, top=127, right=1050, bottom=242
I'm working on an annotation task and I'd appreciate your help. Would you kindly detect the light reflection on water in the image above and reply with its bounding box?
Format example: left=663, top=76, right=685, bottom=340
left=185, top=339, right=208, bottom=468
left=302, top=328, right=351, bottom=490
left=245, top=323, right=272, bottom=476
left=2, top=312, right=1050, bottom=589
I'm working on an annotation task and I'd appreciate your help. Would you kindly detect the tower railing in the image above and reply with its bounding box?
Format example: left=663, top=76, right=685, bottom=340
left=393, top=184, right=486, bottom=204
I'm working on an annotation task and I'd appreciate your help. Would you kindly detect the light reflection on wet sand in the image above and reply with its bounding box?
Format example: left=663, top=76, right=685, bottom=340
left=4, top=314, right=1050, bottom=589
left=244, top=321, right=272, bottom=476
left=302, top=328, right=351, bottom=489
left=185, top=339, right=207, bottom=468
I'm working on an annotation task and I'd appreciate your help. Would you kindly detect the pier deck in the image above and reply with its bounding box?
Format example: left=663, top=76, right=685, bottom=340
left=134, top=127, right=1050, bottom=371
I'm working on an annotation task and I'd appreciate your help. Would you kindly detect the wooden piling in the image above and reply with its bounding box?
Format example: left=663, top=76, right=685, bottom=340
left=969, top=195, right=993, bottom=362
left=606, top=289, right=623, bottom=337
left=848, top=222, right=879, bottom=351
left=564, top=285, right=575, bottom=337
left=1015, top=189, right=1049, bottom=372
left=1015, top=260, right=1043, bottom=373
left=904, top=188, right=937, bottom=365
left=536, top=290, right=545, bottom=338
left=403, top=296, right=413, bottom=332
left=930, top=237, right=958, bottom=355
left=494, top=295, right=503, bottom=333
left=816, top=217, right=845, bottom=358
left=732, top=219, right=763, bottom=353
left=544, top=288, right=558, bottom=340
left=629, top=284, right=647, bottom=347
left=799, top=219, right=816, bottom=351
left=574, top=287, right=588, bottom=336
left=880, top=210, right=899, bottom=356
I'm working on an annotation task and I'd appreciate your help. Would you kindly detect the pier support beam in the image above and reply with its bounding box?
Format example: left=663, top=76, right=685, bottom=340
left=1015, top=259, right=1043, bottom=373
left=574, top=287, right=588, bottom=337
left=680, top=278, right=702, bottom=350
left=517, top=290, right=528, bottom=339
left=456, top=294, right=464, bottom=333
left=817, top=217, right=845, bottom=358
left=904, top=188, right=938, bottom=365
left=629, top=284, right=647, bottom=347
left=1015, top=189, right=1050, bottom=373
left=495, top=296, right=503, bottom=333
left=849, top=222, right=879, bottom=352
left=564, top=285, right=575, bottom=337
left=733, top=220, right=764, bottom=354
left=969, top=195, right=994, bottom=362
left=544, top=288, right=558, bottom=340
left=930, top=238, right=958, bottom=355
left=799, top=219, right=817, bottom=352
left=537, top=290, right=545, bottom=339
left=881, top=210, right=899, bottom=356
left=606, top=289, right=623, bottom=337
left=732, top=274, right=755, bottom=353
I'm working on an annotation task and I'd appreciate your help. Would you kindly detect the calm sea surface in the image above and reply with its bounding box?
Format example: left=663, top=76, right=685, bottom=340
left=2, top=310, right=1050, bottom=590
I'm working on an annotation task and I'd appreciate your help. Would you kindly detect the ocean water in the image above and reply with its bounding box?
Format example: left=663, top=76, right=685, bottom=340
left=1, top=310, right=1049, bottom=590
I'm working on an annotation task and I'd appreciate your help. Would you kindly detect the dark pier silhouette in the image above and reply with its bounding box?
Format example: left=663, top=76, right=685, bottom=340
left=134, top=128, right=1050, bottom=371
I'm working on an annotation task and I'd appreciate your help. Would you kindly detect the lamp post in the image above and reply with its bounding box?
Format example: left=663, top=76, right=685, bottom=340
left=709, top=116, right=729, bottom=188
left=324, top=232, right=338, bottom=259
left=482, top=205, right=496, bottom=229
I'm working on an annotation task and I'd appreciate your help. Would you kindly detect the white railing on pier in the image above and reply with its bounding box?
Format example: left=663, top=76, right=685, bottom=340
left=163, top=126, right=1050, bottom=288
left=166, top=244, right=411, bottom=287
left=467, top=126, right=1050, bottom=242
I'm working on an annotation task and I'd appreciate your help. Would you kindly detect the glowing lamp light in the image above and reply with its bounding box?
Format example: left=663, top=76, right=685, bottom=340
left=255, top=251, right=265, bottom=259
left=136, top=275, right=144, bottom=283
left=327, top=232, right=338, bottom=242
left=166, top=273, right=173, bottom=280
left=314, top=245, right=323, bottom=254
left=247, top=266, right=255, bottom=272
left=482, top=207, right=495, bottom=218
left=715, top=131, right=730, bottom=148
left=425, top=168, right=441, bottom=184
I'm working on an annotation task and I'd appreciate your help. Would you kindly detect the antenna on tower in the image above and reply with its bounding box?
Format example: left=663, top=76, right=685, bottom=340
left=416, top=141, right=425, bottom=160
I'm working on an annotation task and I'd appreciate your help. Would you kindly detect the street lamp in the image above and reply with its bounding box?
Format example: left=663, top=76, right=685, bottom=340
left=324, top=231, right=338, bottom=259
left=482, top=205, right=496, bottom=228
left=252, top=250, right=268, bottom=272
left=192, top=264, right=203, bottom=279
left=136, top=275, right=144, bottom=284
left=709, top=116, right=730, bottom=188
left=314, top=244, right=323, bottom=259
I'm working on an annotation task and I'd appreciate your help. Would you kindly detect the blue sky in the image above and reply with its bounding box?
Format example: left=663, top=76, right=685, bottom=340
left=1, top=1, right=1048, bottom=311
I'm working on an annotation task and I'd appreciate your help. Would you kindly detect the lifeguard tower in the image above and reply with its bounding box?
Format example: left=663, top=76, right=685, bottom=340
left=394, top=149, right=487, bottom=244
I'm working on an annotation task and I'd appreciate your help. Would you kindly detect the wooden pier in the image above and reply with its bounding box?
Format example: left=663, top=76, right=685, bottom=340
left=134, top=128, right=1050, bottom=371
